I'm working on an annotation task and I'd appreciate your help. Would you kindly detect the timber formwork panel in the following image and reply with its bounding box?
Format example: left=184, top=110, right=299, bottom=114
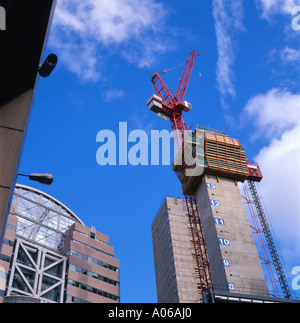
left=204, top=131, right=249, bottom=180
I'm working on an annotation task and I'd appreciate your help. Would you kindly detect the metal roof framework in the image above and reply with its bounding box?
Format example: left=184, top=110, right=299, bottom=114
left=10, top=184, right=83, bottom=252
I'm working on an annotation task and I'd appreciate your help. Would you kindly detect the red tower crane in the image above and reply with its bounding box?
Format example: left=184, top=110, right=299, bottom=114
left=147, top=52, right=292, bottom=301
left=148, top=51, right=198, bottom=153
left=147, top=51, right=214, bottom=301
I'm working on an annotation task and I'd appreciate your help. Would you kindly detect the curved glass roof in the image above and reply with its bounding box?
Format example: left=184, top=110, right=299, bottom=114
left=10, top=184, right=84, bottom=251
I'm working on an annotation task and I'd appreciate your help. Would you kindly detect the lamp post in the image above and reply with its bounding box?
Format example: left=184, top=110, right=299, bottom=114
left=18, top=173, right=54, bottom=185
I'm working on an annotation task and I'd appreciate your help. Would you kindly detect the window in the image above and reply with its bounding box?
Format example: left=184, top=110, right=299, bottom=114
left=6, top=223, right=16, bottom=232
left=17, top=248, right=35, bottom=268
left=72, top=240, right=112, bottom=257
left=68, top=264, right=119, bottom=287
left=67, top=279, right=120, bottom=302
left=45, top=260, right=63, bottom=278
left=89, top=226, right=96, bottom=240
left=0, top=254, right=11, bottom=263
left=66, top=295, right=91, bottom=303
left=12, top=271, right=31, bottom=293
left=3, top=238, right=14, bottom=247
left=0, top=270, right=5, bottom=279
left=66, top=250, right=119, bottom=272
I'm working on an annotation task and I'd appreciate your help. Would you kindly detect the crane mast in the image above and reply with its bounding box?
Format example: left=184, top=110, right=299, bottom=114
left=148, top=51, right=214, bottom=301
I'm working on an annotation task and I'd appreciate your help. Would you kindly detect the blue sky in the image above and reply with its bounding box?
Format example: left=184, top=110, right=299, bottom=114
left=17, top=0, right=300, bottom=302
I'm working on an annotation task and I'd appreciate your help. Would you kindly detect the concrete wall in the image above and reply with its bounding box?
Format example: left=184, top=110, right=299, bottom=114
left=152, top=199, right=178, bottom=303
left=0, top=90, right=34, bottom=252
left=152, top=198, right=198, bottom=303
left=195, top=176, right=228, bottom=292
left=152, top=175, right=269, bottom=302
left=196, top=175, right=269, bottom=296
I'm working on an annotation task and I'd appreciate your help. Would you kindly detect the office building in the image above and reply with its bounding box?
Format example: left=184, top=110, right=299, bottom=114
left=0, top=184, right=120, bottom=303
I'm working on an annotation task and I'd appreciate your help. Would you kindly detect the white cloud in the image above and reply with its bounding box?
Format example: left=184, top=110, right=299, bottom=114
left=257, top=0, right=298, bottom=19
left=212, top=0, right=245, bottom=108
left=243, top=88, right=300, bottom=270
left=49, top=0, right=170, bottom=81
left=103, top=89, right=127, bottom=103
left=280, top=46, right=300, bottom=63
left=244, top=88, right=300, bottom=139
left=255, top=126, right=300, bottom=271
left=52, top=38, right=102, bottom=82
left=54, top=0, right=165, bottom=45
left=257, top=0, right=300, bottom=94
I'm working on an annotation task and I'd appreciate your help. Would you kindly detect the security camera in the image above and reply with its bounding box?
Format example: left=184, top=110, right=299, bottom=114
left=39, top=53, right=58, bottom=78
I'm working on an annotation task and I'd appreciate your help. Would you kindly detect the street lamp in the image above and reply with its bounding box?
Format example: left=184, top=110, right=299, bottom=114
left=18, top=173, right=54, bottom=185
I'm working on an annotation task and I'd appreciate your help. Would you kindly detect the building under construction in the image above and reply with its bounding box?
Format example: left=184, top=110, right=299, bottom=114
left=152, top=127, right=293, bottom=303
left=149, top=52, right=297, bottom=303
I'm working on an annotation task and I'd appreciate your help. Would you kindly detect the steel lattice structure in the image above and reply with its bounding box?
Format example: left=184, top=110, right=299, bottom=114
left=244, top=181, right=292, bottom=299
left=6, top=239, right=66, bottom=303
left=11, top=184, right=84, bottom=251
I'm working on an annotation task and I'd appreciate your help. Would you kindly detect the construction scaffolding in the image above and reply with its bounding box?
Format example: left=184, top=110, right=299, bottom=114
left=204, top=131, right=249, bottom=179
left=173, top=127, right=261, bottom=196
